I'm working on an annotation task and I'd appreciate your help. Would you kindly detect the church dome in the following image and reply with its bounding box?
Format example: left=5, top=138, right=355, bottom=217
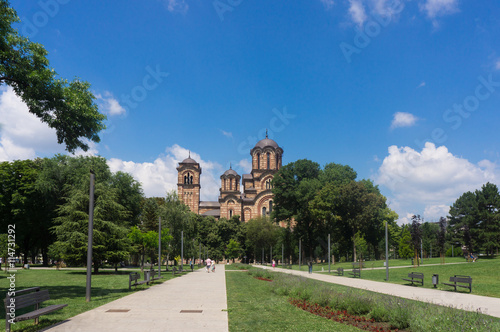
left=254, top=137, right=279, bottom=149
left=223, top=168, right=238, bottom=177
left=181, top=157, right=197, bottom=164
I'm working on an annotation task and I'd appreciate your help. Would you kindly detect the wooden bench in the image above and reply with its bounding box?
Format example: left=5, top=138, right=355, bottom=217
left=4, top=287, right=67, bottom=332
left=402, top=272, right=424, bottom=286
left=443, top=275, right=472, bottom=293
left=334, top=267, right=344, bottom=276
left=129, top=272, right=149, bottom=289
left=348, top=268, right=360, bottom=278
left=352, top=262, right=365, bottom=269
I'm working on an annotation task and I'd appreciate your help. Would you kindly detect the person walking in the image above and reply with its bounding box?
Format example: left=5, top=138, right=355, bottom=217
left=211, top=260, right=216, bottom=273
left=206, top=258, right=211, bottom=273
left=272, top=259, right=276, bottom=269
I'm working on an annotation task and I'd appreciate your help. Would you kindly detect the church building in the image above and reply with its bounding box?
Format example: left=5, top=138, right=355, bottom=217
left=177, top=135, right=283, bottom=222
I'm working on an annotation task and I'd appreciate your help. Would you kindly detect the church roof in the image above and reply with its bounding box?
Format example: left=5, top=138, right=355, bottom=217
left=223, top=168, right=238, bottom=176
left=254, top=137, right=279, bottom=149
left=199, top=201, right=219, bottom=208
left=180, top=157, right=197, bottom=164
left=201, top=209, right=220, bottom=217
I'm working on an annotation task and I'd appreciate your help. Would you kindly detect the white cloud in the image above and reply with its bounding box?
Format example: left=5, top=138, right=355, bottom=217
left=320, top=0, right=335, bottom=10
left=95, top=91, right=126, bottom=116
left=238, top=159, right=252, bottom=173
left=0, top=86, right=65, bottom=161
left=108, top=144, right=223, bottom=200
left=348, top=0, right=368, bottom=27
left=416, top=81, right=426, bottom=89
left=375, top=142, right=499, bottom=223
left=420, top=0, right=459, bottom=18
left=164, top=0, right=188, bottom=13
left=220, top=129, right=233, bottom=139
left=495, top=59, right=500, bottom=70
left=390, top=112, right=419, bottom=129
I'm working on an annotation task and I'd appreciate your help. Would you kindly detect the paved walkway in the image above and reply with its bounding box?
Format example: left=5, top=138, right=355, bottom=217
left=254, top=265, right=500, bottom=318
left=43, top=265, right=228, bottom=332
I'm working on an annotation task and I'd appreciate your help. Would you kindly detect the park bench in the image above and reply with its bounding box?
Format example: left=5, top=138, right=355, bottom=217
left=172, top=267, right=186, bottom=275
left=352, top=262, right=365, bottom=269
left=129, top=272, right=149, bottom=289
left=4, top=287, right=67, bottom=332
left=443, top=275, right=472, bottom=293
left=334, top=267, right=344, bottom=276
left=402, top=272, right=424, bottom=286
left=148, top=270, right=162, bottom=282
left=348, top=268, right=360, bottom=278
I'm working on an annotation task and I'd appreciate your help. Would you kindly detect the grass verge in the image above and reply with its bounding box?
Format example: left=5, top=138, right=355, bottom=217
left=0, top=268, right=188, bottom=331
left=233, top=265, right=500, bottom=332
left=226, top=266, right=360, bottom=332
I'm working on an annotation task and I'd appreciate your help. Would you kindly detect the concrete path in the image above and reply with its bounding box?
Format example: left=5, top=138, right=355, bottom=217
left=254, top=265, right=500, bottom=318
left=43, top=265, right=228, bottom=332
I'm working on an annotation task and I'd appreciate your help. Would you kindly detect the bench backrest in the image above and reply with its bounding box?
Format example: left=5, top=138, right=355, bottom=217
left=5, top=289, right=50, bottom=311
left=129, top=272, right=140, bottom=281
left=450, top=275, right=472, bottom=283
left=408, top=272, right=424, bottom=278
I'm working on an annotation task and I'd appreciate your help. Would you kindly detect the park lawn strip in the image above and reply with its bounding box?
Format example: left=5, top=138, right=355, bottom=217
left=0, top=268, right=185, bottom=332
left=348, top=258, right=500, bottom=298
left=225, top=269, right=360, bottom=332
left=276, top=257, right=470, bottom=273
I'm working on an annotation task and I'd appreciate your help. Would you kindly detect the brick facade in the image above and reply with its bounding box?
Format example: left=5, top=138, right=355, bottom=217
left=177, top=135, right=283, bottom=222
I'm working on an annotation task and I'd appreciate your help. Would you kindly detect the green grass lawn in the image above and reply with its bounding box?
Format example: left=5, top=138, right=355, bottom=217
left=275, top=256, right=470, bottom=272
left=225, top=269, right=361, bottom=332
left=273, top=257, right=500, bottom=298
left=0, top=268, right=187, bottom=331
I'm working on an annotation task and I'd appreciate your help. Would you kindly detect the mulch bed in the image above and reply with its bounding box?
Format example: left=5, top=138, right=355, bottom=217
left=254, top=276, right=273, bottom=282
left=289, top=298, right=408, bottom=332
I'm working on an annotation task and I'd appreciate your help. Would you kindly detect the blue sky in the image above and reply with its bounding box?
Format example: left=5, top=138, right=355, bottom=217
left=1, top=0, right=500, bottom=224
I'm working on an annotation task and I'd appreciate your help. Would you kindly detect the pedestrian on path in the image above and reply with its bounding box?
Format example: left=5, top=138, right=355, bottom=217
left=206, top=258, right=211, bottom=272
left=211, top=260, right=216, bottom=272
left=272, top=259, right=276, bottom=269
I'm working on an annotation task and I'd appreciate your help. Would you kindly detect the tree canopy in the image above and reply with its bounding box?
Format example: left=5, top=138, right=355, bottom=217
left=0, top=0, right=106, bottom=152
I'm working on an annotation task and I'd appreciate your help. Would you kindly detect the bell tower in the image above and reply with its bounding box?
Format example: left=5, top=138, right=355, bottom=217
left=177, top=153, right=201, bottom=214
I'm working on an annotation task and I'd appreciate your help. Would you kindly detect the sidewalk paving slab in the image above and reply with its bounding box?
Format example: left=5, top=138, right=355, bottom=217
left=42, top=265, right=228, bottom=332
left=254, top=265, right=500, bottom=319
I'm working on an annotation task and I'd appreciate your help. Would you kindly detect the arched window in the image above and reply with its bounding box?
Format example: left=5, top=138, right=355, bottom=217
left=257, top=153, right=260, bottom=169
left=229, top=209, right=233, bottom=218
left=184, top=175, right=187, bottom=184
left=265, top=179, right=272, bottom=189
left=224, top=178, right=226, bottom=190
left=267, top=152, right=270, bottom=169
left=230, top=178, right=232, bottom=190
left=262, top=207, right=267, bottom=216
left=269, top=200, right=273, bottom=214
left=190, top=175, right=193, bottom=184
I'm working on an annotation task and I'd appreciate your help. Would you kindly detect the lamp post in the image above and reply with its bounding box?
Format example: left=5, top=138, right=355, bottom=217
left=158, top=216, right=161, bottom=278
left=86, top=170, right=95, bottom=303
left=385, top=221, right=389, bottom=281
left=328, top=234, right=331, bottom=273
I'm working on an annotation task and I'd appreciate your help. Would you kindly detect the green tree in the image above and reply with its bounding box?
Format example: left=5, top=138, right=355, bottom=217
left=225, top=239, right=242, bottom=263
left=161, top=191, right=191, bottom=261
left=410, top=215, right=422, bottom=266
left=272, top=159, right=321, bottom=260
left=52, top=182, right=131, bottom=273
left=245, top=217, right=280, bottom=263
left=476, top=183, right=500, bottom=255
left=0, top=0, right=106, bottom=152
left=398, top=226, right=413, bottom=259
left=449, top=191, right=480, bottom=252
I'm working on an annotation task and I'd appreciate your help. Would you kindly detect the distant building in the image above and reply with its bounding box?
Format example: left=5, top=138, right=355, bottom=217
left=177, top=134, right=283, bottom=221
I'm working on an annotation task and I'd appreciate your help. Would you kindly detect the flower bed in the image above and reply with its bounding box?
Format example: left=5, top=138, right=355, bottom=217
left=290, top=298, right=404, bottom=332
